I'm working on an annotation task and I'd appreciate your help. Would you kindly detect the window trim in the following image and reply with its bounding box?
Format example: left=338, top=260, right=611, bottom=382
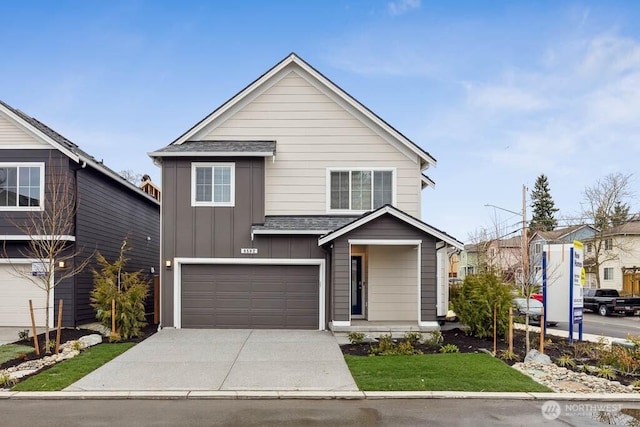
left=190, top=162, right=235, bottom=207
left=0, top=162, right=45, bottom=212
left=604, top=238, right=613, bottom=251
left=604, top=267, right=614, bottom=281
left=325, top=167, right=396, bottom=214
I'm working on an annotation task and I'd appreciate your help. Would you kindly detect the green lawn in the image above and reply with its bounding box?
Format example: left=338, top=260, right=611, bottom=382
left=0, top=344, right=34, bottom=365
left=12, top=342, right=135, bottom=391
left=344, top=353, right=552, bottom=392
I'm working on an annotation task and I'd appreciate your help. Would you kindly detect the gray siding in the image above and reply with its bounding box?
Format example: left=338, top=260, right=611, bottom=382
left=0, top=149, right=71, bottom=236
left=330, top=215, right=438, bottom=322
left=161, top=157, right=267, bottom=326
left=75, top=166, right=160, bottom=325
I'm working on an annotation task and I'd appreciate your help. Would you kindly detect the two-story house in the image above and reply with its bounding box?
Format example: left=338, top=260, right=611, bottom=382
left=529, top=224, right=597, bottom=286
left=583, top=220, right=640, bottom=292
left=149, top=53, right=463, bottom=331
left=0, top=100, right=160, bottom=328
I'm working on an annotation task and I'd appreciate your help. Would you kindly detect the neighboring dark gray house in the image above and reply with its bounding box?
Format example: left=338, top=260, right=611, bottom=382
left=0, top=100, right=160, bottom=328
left=149, top=53, right=463, bottom=332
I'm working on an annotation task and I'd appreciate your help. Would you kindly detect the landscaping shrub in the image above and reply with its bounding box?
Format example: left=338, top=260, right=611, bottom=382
left=347, top=332, right=365, bottom=345
left=451, top=273, right=512, bottom=339
left=90, top=242, right=149, bottom=340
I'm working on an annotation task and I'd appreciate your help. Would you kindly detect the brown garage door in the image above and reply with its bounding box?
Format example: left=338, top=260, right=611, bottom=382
left=181, top=264, right=319, bottom=329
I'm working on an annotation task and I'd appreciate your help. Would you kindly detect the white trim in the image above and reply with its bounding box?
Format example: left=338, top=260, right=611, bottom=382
left=190, top=162, right=235, bottom=207
left=173, top=257, right=326, bottom=330
left=252, top=229, right=329, bottom=235
left=325, top=167, right=397, bottom=214
left=0, top=104, right=80, bottom=162
left=417, top=242, right=422, bottom=324
left=149, top=151, right=274, bottom=158
left=421, top=174, right=435, bottom=189
left=319, top=205, right=464, bottom=250
left=0, top=145, right=53, bottom=150
left=0, top=235, right=76, bottom=241
left=349, top=239, right=422, bottom=246
left=170, top=54, right=436, bottom=168
left=0, top=258, right=55, bottom=328
left=419, top=321, right=440, bottom=328
left=331, top=320, right=351, bottom=327
left=0, top=162, right=45, bottom=212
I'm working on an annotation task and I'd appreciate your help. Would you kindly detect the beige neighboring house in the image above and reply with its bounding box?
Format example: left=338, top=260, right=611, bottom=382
left=584, top=220, right=640, bottom=292
left=486, top=236, right=523, bottom=281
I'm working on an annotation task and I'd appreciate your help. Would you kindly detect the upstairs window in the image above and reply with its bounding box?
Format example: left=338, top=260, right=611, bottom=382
left=328, top=169, right=394, bottom=212
left=604, top=238, right=613, bottom=251
left=534, top=242, right=542, bottom=254
left=191, top=163, right=235, bottom=207
left=0, top=163, right=44, bottom=211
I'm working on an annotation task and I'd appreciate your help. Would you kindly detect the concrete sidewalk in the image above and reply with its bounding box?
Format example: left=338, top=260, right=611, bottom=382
left=65, top=329, right=357, bottom=392
left=0, top=327, right=28, bottom=345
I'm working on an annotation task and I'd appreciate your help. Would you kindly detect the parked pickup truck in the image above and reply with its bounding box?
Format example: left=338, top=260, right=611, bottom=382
left=583, top=289, right=640, bottom=317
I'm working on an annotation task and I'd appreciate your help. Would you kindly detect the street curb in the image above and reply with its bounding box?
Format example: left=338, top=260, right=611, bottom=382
left=3, top=390, right=640, bottom=401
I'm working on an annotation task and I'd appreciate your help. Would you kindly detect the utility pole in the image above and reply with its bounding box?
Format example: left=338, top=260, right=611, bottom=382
left=522, top=184, right=529, bottom=294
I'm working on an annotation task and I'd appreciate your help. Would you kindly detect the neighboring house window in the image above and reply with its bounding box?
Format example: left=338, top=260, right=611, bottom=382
left=0, top=163, right=44, bottom=211
left=604, top=238, right=613, bottom=251
left=328, top=169, right=394, bottom=212
left=490, top=248, right=496, bottom=257
left=534, top=242, right=542, bottom=254
left=191, top=163, right=235, bottom=207
left=466, top=266, right=475, bottom=275
left=604, top=267, right=614, bottom=281
left=535, top=266, right=542, bottom=275
left=586, top=243, right=592, bottom=253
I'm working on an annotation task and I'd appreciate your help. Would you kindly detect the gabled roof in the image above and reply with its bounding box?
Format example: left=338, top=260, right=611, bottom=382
left=421, top=173, right=435, bottom=189
left=530, top=224, right=596, bottom=242
left=0, top=99, right=158, bottom=205
left=318, top=204, right=463, bottom=249
left=149, top=140, right=276, bottom=157
left=157, top=53, right=436, bottom=170
left=603, top=220, right=640, bottom=236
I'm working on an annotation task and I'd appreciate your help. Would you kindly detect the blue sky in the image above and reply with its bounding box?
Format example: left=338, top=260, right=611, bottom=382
left=1, top=1, right=639, bottom=242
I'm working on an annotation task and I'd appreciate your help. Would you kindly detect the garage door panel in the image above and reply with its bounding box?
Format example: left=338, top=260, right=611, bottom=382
left=0, top=264, right=48, bottom=327
left=181, top=264, right=319, bottom=329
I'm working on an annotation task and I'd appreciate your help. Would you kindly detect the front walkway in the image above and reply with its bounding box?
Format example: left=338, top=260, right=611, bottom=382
left=65, top=329, right=357, bottom=392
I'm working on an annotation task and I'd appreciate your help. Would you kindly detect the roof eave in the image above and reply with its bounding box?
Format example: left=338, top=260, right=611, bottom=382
left=148, top=151, right=275, bottom=158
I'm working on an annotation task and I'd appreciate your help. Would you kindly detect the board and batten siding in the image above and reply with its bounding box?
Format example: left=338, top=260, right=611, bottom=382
left=368, top=245, right=418, bottom=321
left=75, top=166, right=160, bottom=325
left=330, top=215, right=438, bottom=323
left=198, top=71, right=422, bottom=217
left=160, top=156, right=326, bottom=327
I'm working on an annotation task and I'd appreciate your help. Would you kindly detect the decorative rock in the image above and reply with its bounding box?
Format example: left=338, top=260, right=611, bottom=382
left=524, top=349, right=552, bottom=365
left=78, top=334, right=103, bottom=348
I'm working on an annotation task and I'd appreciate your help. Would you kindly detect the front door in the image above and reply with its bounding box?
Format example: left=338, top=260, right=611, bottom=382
left=351, top=255, right=363, bottom=317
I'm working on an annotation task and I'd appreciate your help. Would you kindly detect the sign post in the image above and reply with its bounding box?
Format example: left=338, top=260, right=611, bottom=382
left=569, top=241, right=584, bottom=343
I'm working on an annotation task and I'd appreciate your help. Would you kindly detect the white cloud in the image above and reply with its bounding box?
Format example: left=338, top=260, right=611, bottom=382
left=387, top=0, right=421, bottom=16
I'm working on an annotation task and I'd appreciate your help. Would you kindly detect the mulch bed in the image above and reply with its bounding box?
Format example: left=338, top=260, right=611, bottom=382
left=1, top=323, right=157, bottom=371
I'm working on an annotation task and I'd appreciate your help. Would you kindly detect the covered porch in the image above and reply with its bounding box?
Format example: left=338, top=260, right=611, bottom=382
left=319, top=205, right=463, bottom=334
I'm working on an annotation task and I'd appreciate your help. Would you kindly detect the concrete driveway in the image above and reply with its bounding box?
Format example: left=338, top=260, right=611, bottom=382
left=65, top=329, right=357, bottom=391
left=0, top=327, right=27, bottom=345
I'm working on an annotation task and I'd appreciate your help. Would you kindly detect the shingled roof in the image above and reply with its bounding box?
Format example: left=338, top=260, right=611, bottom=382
left=0, top=99, right=158, bottom=204
left=252, top=215, right=361, bottom=234
left=149, top=140, right=276, bottom=157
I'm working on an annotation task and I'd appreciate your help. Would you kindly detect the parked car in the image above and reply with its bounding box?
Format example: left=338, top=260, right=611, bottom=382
left=531, top=293, right=543, bottom=303
left=583, top=288, right=640, bottom=317
left=512, top=298, right=558, bottom=326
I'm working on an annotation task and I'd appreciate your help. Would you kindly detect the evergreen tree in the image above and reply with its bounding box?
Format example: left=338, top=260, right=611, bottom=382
left=529, top=174, right=559, bottom=232
left=611, top=201, right=630, bottom=227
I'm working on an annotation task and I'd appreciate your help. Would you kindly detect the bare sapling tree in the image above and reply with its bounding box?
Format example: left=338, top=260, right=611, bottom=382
left=5, top=161, right=93, bottom=353
left=581, top=173, right=635, bottom=288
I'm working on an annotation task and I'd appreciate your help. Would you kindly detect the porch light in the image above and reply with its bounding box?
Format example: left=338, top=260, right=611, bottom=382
left=58, top=261, right=66, bottom=269
left=165, top=260, right=172, bottom=268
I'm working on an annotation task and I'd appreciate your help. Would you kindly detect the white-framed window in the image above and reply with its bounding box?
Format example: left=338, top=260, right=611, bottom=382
left=466, top=266, right=475, bottom=275
left=327, top=168, right=395, bottom=213
left=604, top=267, right=614, bottom=281
left=604, top=238, right=613, bottom=251
left=0, top=163, right=45, bottom=211
left=586, top=243, right=593, bottom=253
left=534, top=242, right=542, bottom=254
left=191, top=162, right=235, bottom=207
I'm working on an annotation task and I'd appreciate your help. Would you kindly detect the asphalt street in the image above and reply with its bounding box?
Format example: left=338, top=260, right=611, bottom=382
left=2, top=398, right=640, bottom=426
left=549, top=312, right=640, bottom=339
